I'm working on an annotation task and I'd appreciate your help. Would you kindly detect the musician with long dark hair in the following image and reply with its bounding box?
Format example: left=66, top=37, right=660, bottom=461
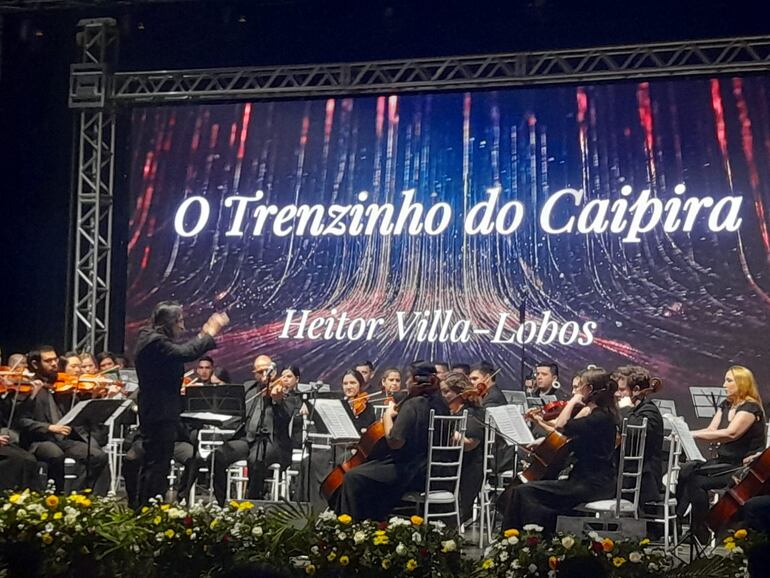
left=503, top=367, right=619, bottom=534
left=676, top=365, right=766, bottom=543
left=332, top=362, right=448, bottom=521
left=134, top=301, right=228, bottom=504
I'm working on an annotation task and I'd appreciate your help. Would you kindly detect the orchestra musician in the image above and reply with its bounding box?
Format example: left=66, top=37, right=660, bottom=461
left=80, top=352, right=97, bottom=374
left=332, top=362, right=448, bottom=521
left=470, top=362, right=507, bottom=408
left=342, top=369, right=376, bottom=431
left=194, top=355, right=224, bottom=385
left=533, top=361, right=569, bottom=401
left=134, top=302, right=228, bottom=505
left=0, top=364, right=39, bottom=491
left=452, top=363, right=471, bottom=376
left=503, top=367, right=619, bottom=534
left=676, top=365, right=766, bottom=543
left=211, top=355, right=301, bottom=505
left=96, top=351, right=119, bottom=372
left=354, top=361, right=375, bottom=393
left=17, top=346, right=109, bottom=493
left=434, top=362, right=449, bottom=382
left=439, top=370, right=485, bottom=524
left=613, top=365, right=664, bottom=509
left=279, top=365, right=304, bottom=449
left=379, top=367, right=402, bottom=397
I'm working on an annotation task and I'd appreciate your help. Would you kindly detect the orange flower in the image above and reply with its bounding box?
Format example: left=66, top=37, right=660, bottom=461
left=602, top=538, right=615, bottom=552
left=548, top=556, right=559, bottom=570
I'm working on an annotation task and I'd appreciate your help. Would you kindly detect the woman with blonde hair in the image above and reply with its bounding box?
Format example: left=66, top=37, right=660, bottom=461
left=676, top=365, right=766, bottom=543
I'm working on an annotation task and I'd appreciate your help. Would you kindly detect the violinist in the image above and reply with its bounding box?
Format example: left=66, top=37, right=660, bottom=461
left=380, top=367, right=402, bottom=397
left=59, top=352, right=83, bottom=376
left=613, top=365, right=664, bottom=509
left=354, top=360, right=375, bottom=393
left=503, top=367, right=619, bottom=534
left=342, top=369, right=376, bottom=431
left=440, top=370, right=485, bottom=524
left=134, top=302, right=228, bottom=505
left=18, top=346, right=109, bottom=493
left=533, top=361, right=568, bottom=401
left=211, top=354, right=300, bottom=505
left=434, top=361, right=449, bottom=382
left=279, top=365, right=304, bottom=449
left=80, top=352, right=97, bottom=374
left=97, top=352, right=119, bottom=372
left=676, top=365, right=766, bottom=544
left=194, top=355, right=223, bottom=385
left=333, top=362, right=448, bottom=521
left=470, top=362, right=507, bottom=408
left=0, top=362, right=39, bottom=491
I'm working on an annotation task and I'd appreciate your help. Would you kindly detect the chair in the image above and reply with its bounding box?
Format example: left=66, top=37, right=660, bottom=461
left=401, top=410, right=467, bottom=527
left=581, top=417, right=648, bottom=518
left=194, top=426, right=236, bottom=503
left=466, top=411, right=496, bottom=547
left=226, top=459, right=249, bottom=500
left=647, top=429, right=682, bottom=550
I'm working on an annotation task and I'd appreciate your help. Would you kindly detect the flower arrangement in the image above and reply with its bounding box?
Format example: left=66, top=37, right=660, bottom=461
left=474, top=525, right=672, bottom=578
left=300, top=511, right=469, bottom=577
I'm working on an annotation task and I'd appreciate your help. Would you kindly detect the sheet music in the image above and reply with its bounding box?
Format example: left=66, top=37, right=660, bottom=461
left=313, top=399, right=360, bottom=441
left=664, top=414, right=706, bottom=462
left=487, top=405, right=535, bottom=445
left=58, top=400, right=89, bottom=426
left=180, top=411, right=233, bottom=423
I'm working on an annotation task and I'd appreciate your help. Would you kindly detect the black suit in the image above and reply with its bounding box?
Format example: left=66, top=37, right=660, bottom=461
left=0, top=394, right=39, bottom=491
left=134, top=327, right=216, bottom=504
left=213, top=382, right=302, bottom=504
left=627, top=398, right=664, bottom=506
left=481, top=384, right=508, bottom=408
left=17, top=387, right=108, bottom=493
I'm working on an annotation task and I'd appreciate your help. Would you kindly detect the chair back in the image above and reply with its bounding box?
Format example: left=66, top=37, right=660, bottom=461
left=615, top=417, right=648, bottom=517
left=652, top=399, right=677, bottom=429
left=663, top=429, right=683, bottom=499
left=420, top=409, right=467, bottom=520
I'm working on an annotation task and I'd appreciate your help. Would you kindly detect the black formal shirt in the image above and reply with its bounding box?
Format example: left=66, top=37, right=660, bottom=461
left=717, top=399, right=766, bottom=465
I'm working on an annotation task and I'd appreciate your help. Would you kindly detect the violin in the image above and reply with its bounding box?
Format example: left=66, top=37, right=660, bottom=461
left=52, top=372, right=123, bottom=397
left=0, top=369, right=37, bottom=395
left=348, top=392, right=369, bottom=417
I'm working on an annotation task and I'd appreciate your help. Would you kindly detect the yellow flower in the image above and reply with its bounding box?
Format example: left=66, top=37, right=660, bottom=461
left=165, top=529, right=175, bottom=539
left=210, top=519, right=219, bottom=529
left=735, top=529, right=748, bottom=540
left=374, top=530, right=387, bottom=536
left=40, top=513, right=49, bottom=521
left=406, top=559, right=418, bottom=572
left=373, top=535, right=390, bottom=546
left=186, top=528, right=193, bottom=535
left=724, top=536, right=735, bottom=544
left=639, top=538, right=650, bottom=545
left=141, top=506, right=149, bottom=514
left=153, top=516, right=162, bottom=525
left=230, top=500, right=241, bottom=510
left=613, top=557, right=626, bottom=567
left=45, top=495, right=59, bottom=509
left=239, top=501, right=254, bottom=510
left=725, top=541, right=737, bottom=551
left=381, top=559, right=391, bottom=570
left=41, top=533, right=53, bottom=545
left=53, top=512, right=62, bottom=520
left=339, top=556, right=349, bottom=566
left=160, top=504, right=170, bottom=511
left=305, top=564, right=316, bottom=575
left=410, top=515, right=423, bottom=526
left=504, top=528, right=519, bottom=538
left=81, top=499, right=92, bottom=507
left=327, top=552, right=336, bottom=562
left=9, top=494, right=21, bottom=504
left=548, top=556, right=559, bottom=570
left=337, top=514, right=352, bottom=525
left=602, top=538, right=615, bottom=552
left=482, top=559, right=494, bottom=570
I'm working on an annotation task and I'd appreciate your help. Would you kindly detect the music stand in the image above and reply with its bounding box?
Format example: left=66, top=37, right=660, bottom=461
left=652, top=399, right=677, bottom=430
left=689, top=387, right=726, bottom=419
left=59, top=399, right=125, bottom=484
left=184, top=385, right=246, bottom=419
left=503, top=390, right=528, bottom=410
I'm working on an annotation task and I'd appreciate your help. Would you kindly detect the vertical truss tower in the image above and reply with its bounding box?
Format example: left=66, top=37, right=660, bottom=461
left=69, top=18, right=118, bottom=354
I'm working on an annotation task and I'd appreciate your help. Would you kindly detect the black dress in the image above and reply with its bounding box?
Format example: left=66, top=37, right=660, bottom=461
left=503, top=407, right=618, bottom=533
left=458, top=404, right=486, bottom=523
left=333, top=391, right=447, bottom=521
left=676, top=399, right=766, bottom=540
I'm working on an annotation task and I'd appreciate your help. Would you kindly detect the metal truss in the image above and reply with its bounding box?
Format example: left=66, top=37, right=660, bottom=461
left=70, top=17, right=118, bottom=354
left=111, top=35, right=770, bottom=103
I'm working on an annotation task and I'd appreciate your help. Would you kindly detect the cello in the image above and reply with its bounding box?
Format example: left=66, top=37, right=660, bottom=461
left=707, top=446, right=770, bottom=532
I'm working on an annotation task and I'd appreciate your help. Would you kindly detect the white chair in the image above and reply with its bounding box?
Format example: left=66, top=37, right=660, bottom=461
left=195, top=426, right=236, bottom=503
left=401, top=410, right=467, bottom=526
left=648, top=430, right=682, bottom=550
left=466, top=411, right=496, bottom=547
left=226, top=459, right=249, bottom=501
left=581, top=417, right=648, bottom=518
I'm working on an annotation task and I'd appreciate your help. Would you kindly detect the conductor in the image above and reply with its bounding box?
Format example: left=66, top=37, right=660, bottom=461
left=134, top=301, right=229, bottom=504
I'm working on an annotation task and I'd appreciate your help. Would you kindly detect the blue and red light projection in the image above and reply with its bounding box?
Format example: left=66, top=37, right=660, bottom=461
left=125, top=77, right=770, bottom=401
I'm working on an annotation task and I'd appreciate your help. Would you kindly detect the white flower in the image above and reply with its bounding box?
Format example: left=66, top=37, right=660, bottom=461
left=648, top=562, right=659, bottom=571
left=3, top=504, right=11, bottom=511
left=318, top=510, right=336, bottom=522
left=45, top=524, right=54, bottom=533
left=528, top=563, right=538, bottom=573
left=167, top=508, right=186, bottom=519
left=522, top=547, right=530, bottom=553
left=16, top=509, right=27, bottom=519
left=441, top=539, right=457, bottom=552
left=396, top=543, right=407, bottom=555
left=388, top=517, right=411, bottom=527
left=561, top=536, right=575, bottom=550
left=252, top=526, right=263, bottom=538
left=507, top=536, right=519, bottom=546
left=412, top=532, right=422, bottom=544
left=523, top=524, right=543, bottom=532
left=512, top=560, right=521, bottom=569
left=354, top=531, right=366, bottom=544
left=310, top=546, right=319, bottom=555
left=629, top=551, right=642, bottom=563
left=588, top=531, right=600, bottom=541
left=430, top=520, right=446, bottom=531
left=336, top=532, right=346, bottom=540
left=499, top=551, right=509, bottom=562
left=733, top=546, right=744, bottom=556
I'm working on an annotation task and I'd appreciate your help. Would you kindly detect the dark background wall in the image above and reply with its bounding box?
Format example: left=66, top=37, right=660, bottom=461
left=1, top=0, right=768, bottom=358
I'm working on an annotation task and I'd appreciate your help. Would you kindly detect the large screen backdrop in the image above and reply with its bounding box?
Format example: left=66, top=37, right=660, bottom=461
left=126, top=77, right=770, bottom=405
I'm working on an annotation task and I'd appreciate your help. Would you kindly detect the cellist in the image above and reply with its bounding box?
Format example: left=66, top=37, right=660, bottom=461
left=503, top=367, right=619, bottom=534
left=332, top=362, right=448, bottom=521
